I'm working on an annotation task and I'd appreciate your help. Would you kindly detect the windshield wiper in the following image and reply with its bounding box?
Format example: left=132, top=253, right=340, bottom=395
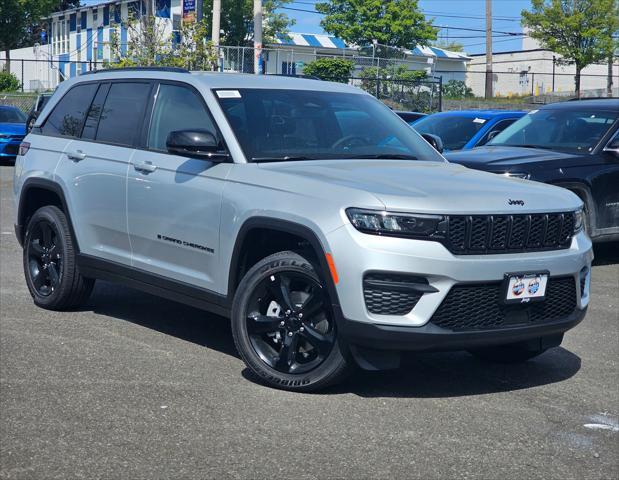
left=350, top=153, right=419, bottom=160
left=252, top=155, right=316, bottom=163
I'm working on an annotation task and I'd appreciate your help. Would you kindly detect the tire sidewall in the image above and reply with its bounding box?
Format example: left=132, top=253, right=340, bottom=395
left=23, top=206, right=73, bottom=308
left=231, top=253, right=348, bottom=391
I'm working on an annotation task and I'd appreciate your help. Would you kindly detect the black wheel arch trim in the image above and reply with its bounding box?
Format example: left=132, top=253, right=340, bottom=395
left=228, top=217, right=342, bottom=311
left=17, top=178, right=78, bottom=249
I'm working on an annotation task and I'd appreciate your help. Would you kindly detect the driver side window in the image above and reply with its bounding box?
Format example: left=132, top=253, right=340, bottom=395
left=147, top=84, right=216, bottom=152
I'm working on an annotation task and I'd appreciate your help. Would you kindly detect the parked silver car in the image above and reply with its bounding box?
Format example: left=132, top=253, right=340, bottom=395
left=13, top=68, right=593, bottom=391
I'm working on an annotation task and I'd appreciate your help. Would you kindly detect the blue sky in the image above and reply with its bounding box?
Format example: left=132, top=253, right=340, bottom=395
left=279, top=0, right=531, bottom=54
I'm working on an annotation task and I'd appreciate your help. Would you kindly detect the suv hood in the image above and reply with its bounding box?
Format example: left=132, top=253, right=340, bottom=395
left=258, top=159, right=581, bottom=214
left=445, top=145, right=583, bottom=170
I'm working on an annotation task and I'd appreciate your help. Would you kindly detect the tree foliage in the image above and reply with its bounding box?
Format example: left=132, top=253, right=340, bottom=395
left=522, top=0, right=619, bottom=96
left=201, top=0, right=295, bottom=46
left=109, top=17, right=218, bottom=70
left=433, top=40, right=465, bottom=53
left=315, top=0, right=437, bottom=49
left=302, top=57, right=354, bottom=82
left=442, top=79, right=474, bottom=99
left=0, top=69, right=21, bottom=91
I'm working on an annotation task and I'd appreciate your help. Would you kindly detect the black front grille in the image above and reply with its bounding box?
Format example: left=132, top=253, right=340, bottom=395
left=446, top=213, right=574, bottom=255
left=430, top=276, right=577, bottom=331
left=363, top=273, right=426, bottom=315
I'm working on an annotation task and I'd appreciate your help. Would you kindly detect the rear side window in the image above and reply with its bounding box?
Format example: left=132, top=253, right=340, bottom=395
left=95, top=82, right=151, bottom=147
left=147, top=83, right=217, bottom=151
left=41, top=83, right=98, bottom=138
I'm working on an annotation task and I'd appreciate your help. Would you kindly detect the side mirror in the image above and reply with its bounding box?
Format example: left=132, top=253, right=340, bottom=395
left=166, top=129, right=229, bottom=161
left=487, top=130, right=500, bottom=142
left=421, top=133, right=444, bottom=153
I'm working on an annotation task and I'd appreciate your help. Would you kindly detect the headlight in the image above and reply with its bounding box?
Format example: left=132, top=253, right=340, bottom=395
left=346, top=208, right=447, bottom=238
left=573, top=207, right=584, bottom=233
left=503, top=172, right=530, bottom=180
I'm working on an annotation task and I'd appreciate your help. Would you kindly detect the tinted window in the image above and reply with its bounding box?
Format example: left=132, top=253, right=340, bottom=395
left=477, top=118, right=518, bottom=146
left=41, top=83, right=98, bottom=137
left=95, top=82, right=151, bottom=146
left=413, top=114, right=488, bottom=150
left=489, top=109, right=619, bottom=153
left=147, top=84, right=216, bottom=151
left=82, top=83, right=110, bottom=140
left=0, top=106, right=27, bottom=123
left=216, top=89, right=444, bottom=162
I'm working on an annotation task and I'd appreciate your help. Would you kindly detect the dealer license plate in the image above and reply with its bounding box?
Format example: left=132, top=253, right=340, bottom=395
left=504, top=273, right=548, bottom=304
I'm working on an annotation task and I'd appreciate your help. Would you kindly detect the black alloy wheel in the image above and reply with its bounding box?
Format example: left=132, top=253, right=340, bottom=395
left=246, top=271, right=336, bottom=374
left=26, top=219, right=63, bottom=296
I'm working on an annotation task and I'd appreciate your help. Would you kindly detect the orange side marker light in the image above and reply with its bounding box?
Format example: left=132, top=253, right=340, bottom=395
left=325, top=253, right=339, bottom=284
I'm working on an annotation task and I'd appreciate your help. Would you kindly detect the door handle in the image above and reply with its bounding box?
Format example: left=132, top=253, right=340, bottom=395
left=134, top=161, right=157, bottom=173
left=66, top=150, right=86, bottom=161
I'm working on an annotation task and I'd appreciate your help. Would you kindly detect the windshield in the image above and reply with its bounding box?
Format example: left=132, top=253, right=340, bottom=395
left=489, top=108, right=619, bottom=152
left=412, top=113, right=489, bottom=150
left=0, top=107, right=27, bottom=123
left=215, top=89, right=444, bottom=162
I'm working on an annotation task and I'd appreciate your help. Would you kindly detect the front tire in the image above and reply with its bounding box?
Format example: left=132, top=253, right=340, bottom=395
left=231, top=251, right=351, bottom=391
left=23, top=206, right=94, bottom=310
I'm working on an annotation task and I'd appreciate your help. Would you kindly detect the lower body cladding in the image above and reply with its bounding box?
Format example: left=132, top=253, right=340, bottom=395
left=326, top=224, right=593, bottom=370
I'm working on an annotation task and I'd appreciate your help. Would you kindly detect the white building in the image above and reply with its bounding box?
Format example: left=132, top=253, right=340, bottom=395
left=0, top=0, right=471, bottom=91
left=467, top=35, right=618, bottom=98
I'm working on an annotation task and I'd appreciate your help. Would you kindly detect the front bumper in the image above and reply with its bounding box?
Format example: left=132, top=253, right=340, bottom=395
left=327, top=224, right=593, bottom=350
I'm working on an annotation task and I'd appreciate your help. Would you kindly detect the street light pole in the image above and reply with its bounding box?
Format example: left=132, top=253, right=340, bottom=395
left=254, top=0, right=263, bottom=74
left=212, top=0, right=221, bottom=46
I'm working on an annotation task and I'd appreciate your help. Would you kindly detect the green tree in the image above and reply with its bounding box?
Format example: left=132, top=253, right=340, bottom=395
left=0, top=69, right=21, bottom=91
left=315, top=0, right=437, bottom=49
left=442, top=79, right=474, bottom=99
left=0, top=1, right=77, bottom=72
left=522, top=0, right=619, bottom=97
left=201, top=0, right=295, bottom=46
left=302, top=57, right=354, bottom=82
left=433, top=40, right=465, bottom=53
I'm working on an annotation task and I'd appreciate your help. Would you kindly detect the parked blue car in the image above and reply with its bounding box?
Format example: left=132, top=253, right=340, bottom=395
left=0, top=105, right=27, bottom=160
left=410, top=110, right=526, bottom=151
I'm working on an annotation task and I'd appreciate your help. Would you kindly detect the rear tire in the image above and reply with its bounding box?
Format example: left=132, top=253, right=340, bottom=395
left=23, top=206, right=94, bottom=310
left=231, top=251, right=351, bottom=392
left=468, top=343, right=547, bottom=364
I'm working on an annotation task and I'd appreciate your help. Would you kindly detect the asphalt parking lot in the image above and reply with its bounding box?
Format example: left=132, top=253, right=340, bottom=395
left=0, top=165, right=618, bottom=480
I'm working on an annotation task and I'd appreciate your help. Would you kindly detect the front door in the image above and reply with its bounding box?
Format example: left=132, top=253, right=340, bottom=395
left=126, top=82, right=231, bottom=292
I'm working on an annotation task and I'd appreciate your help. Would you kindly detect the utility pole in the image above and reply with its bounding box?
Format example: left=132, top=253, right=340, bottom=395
left=254, top=0, right=263, bottom=74
left=484, top=0, right=493, bottom=99
left=608, top=55, right=614, bottom=98
left=212, top=0, right=221, bottom=46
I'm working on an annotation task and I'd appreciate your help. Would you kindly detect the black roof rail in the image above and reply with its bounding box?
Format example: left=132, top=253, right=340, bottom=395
left=81, top=66, right=190, bottom=76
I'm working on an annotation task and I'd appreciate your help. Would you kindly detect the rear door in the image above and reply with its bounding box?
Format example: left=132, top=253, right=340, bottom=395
left=55, top=80, right=152, bottom=265
left=126, top=82, right=231, bottom=292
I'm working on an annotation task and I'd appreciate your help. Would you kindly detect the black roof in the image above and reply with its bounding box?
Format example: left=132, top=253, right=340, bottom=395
left=541, top=98, right=619, bottom=111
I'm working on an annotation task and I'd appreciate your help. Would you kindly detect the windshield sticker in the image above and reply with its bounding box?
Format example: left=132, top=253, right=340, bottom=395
left=216, top=90, right=241, bottom=98
left=473, top=118, right=487, bottom=124
left=529, top=109, right=539, bottom=114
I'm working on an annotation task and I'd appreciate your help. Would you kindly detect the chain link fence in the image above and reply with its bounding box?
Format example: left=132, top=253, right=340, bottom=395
left=0, top=93, right=38, bottom=113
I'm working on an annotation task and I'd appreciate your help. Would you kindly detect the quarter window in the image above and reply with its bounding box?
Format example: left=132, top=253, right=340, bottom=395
left=95, top=82, right=151, bottom=146
left=147, top=83, right=217, bottom=151
left=41, top=83, right=98, bottom=138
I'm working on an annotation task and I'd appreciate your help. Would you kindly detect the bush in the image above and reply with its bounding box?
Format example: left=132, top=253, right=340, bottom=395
left=442, top=79, right=474, bottom=99
left=0, top=70, right=21, bottom=92
left=302, top=57, right=354, bottom=83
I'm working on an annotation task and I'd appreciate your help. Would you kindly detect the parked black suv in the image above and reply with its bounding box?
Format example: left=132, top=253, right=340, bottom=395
left=445, top=99, right=619, bottom=242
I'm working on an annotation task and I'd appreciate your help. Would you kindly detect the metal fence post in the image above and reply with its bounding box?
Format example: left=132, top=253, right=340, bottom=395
left=438, top=76, right=443, bottom=112
left=531, top=73, right=535, bottom=96
left=21, top=59, right=25, bottom=92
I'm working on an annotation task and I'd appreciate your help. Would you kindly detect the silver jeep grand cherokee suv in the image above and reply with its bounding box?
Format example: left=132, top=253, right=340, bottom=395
left=13, top=68, right=593, bottom=391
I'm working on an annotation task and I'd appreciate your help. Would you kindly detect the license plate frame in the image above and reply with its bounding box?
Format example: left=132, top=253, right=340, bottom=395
left=502, top=270, right=549, bottom=304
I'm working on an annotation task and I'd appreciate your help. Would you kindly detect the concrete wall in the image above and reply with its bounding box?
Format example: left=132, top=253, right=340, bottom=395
left=467, top=49, right=619, bottom=97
